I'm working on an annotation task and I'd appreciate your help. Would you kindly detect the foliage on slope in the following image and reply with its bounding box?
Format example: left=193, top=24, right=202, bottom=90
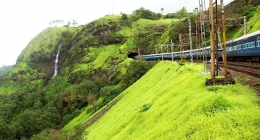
left=81, top=61, right=260, bottom=140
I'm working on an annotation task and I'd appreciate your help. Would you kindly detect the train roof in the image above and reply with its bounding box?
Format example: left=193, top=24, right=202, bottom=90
left=233, top=30, right=260, bottom=42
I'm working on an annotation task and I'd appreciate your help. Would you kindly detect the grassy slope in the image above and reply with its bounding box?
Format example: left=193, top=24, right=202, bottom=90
left=247, top=5, right=260, bottom=33
left=226, top=5, right=260, bottom=39
left=61, top=49, right=134, bottom=133
left=93, top=44, right=119, bottom=68
left=83, top=61, right=260, bottom=140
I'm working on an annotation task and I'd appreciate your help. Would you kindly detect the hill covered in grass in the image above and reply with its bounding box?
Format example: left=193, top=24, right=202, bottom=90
left=73, top=61, right=260, bottom=139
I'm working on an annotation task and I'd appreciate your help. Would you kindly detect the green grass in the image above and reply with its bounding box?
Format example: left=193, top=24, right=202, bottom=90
left=247, top=5, right=260, bottom=33
left=81, top=61, right=260, bottom=140
left=133, top=18, right=175, bottom=26
left=93, top=44, right=120, bottom=68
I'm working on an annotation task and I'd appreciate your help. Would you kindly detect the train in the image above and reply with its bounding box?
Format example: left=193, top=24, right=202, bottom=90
left=135, top=30, right=260, bottom=62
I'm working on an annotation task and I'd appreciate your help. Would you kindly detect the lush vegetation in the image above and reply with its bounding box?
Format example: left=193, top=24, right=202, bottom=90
left=0, top=0, right=259, bottom=139
left=81, top=61, right=260, bottom=139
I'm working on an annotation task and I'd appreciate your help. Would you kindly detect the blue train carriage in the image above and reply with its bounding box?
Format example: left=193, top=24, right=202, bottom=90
left=191, top=48, right=205, bottom=60
left=160, top=52, right=177, bottom=60
left=143, top=53, right=165, bottom=60
left=226, top=40, right=234, bottom=60
left=203, top=46, right=211, bottom=58
left=231, top=30, right=260, bottom=61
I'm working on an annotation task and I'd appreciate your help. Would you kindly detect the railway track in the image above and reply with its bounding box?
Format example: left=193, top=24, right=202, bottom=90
left=218, top=62, right=260, bottom=77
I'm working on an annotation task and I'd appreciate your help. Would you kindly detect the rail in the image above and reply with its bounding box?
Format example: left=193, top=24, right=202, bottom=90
left=218, top=62, right=260, bottom=77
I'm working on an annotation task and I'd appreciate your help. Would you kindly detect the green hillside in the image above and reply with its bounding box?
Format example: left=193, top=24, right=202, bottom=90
left=82, top=61, right=260, bottom=139
left=0, top=0, right=259, bottom=139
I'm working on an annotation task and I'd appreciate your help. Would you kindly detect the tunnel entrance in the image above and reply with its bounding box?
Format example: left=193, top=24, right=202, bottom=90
left=127, top=52, right=138, bottom=59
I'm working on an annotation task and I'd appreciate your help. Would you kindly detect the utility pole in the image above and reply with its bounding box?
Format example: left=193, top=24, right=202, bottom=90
left=138, top=47, right=141, bottom=60
left=199, top=0, right=208, bottom=72
left=188, top=19, right=193, bottom=63
left=244, top=16, right=247, bottom=35
left=179, top=34, right=183, bottom=61
left=206, top=0, right=234, bottom=85
left=195, top=8, right=201, bottom=61
left=171, top=39, right=174, bottom=62
left=161, top=44, right=163, bottom=60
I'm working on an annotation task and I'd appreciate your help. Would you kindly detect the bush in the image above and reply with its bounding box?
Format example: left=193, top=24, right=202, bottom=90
left=100, top=86, right=120, bottom=105
left=132, top=7, right=158, bottom=20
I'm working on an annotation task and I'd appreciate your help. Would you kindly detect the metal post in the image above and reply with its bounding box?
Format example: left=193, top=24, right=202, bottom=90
left=171, top=39, right=174, bottom=62
left=221, top=0, right=228, bottom=78
left=244, top=16, right=247, bottom=35
left=161, top=44, right=163, bottom=60
left=209, top=0, right=216, bottom=81
left=179, top=34, right=182, bottom=61
left=199, top=0, right=207, bottom=71
left=189, top=19, right=193, bottom=63
left=138, top=47, right=141, bottom=60
left=206, top=0, right=235, bottom=85
left=195, top=7, right=200, bottom=61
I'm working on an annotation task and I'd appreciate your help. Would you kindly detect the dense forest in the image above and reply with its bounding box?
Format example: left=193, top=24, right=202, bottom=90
left=0, top=0, right=259, bottom=139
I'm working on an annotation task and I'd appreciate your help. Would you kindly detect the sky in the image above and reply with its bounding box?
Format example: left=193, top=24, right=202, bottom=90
left=0, top=0, right=233, bottom=66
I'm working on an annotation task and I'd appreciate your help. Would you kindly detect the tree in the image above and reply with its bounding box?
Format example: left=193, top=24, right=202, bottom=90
left=100, top=86, right=119, bottom=105
left=165, top=13, right=178, bottom=19
left=160, top=7, right=164, bottom=14
left=86, top=93, right=96, bottom=110
left=132, top=7, right=157, bottom=20
left=0, top=117, right=15, bottom=139
left=67, top=20, right=78, bottom=27
left=177, top=7, right=189, bottom=20
left=160, top=7, right=164, bottom=19
left=121, top=12, right=128, bottom=21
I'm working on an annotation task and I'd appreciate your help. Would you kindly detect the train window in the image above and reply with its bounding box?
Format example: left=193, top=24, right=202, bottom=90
left=247, top=43, right=251, bottom=48
left=227, top=47, right=231, bottom=51
left=257, top=41, right=260, bottom=47
left=242, top=44, right=246, bottom=49
left=251, top=42, right=255, bottom=48
left=238, top=44, right=242, bottom=50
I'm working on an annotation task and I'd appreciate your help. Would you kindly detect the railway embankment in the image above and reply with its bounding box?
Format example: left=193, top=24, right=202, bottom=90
left=73, top=61, right=260, bottom=139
